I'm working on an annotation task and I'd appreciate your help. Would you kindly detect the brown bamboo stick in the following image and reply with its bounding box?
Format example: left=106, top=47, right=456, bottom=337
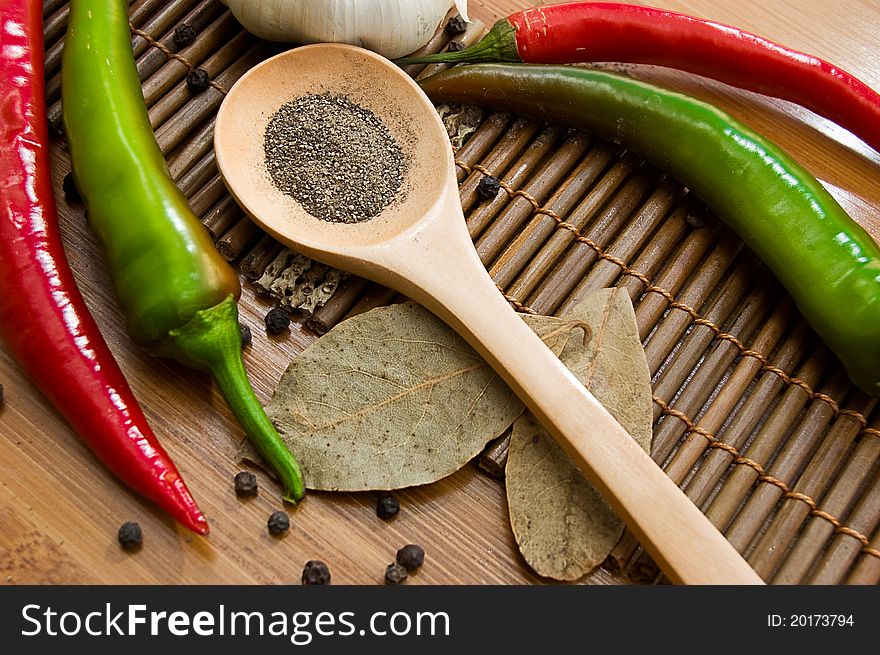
left=488, top=142, right=618, bottom=290
left=610, top=206, right=690, bottom=309
left=650, top=285, right=781, bottom=459
left=744, top=394, right=876, bottom=578
left=202, top=195, right=241, bottom=240
left=661, top=300, right=796, bottom=485
left=341, top=284, right=398, bottom=321
left=452, top=112, right=513, bottom=183
left=558, top=179, right=682, bottom=310
left=240, top=235, right=283, bottom=281
left=507, top=152, right=641, bottom=304
left=845, top=529, right=880, bottom=584
left=153, top=43, right=267, bottom=153
left=215, top=217, right=262, bottom=261
left=525, top=167, right=662, bottom=315
left=802, top=469, right=880, bottom=584
left=458, top=118, right=544, bottom=215
left=306, top=276, right=371, bottom=334
left=129, top=0, right=184, bottom=38
left=771, top=427, right=880, bottom=583
left=682, top=323, right=815, bottom=509
left=398, top=8, right=457, bottom=79
left=187, top=173, right=227, bottom=217
left=465, top=124, right=568, bottom=240
left=476, top=132, right=592, bottom=265
left=43, top=0, right=68, bottom=19
left=167, top=117, right=216, bottom=182
left=704, top=345, right=833, bottom=531
left=131, top=0, right=215, bottom=77
left=141, top=12, right=243, bottom=109
left=634, top=222, right=730, bottom=344
left=415, top=18, right=486, bottom=80
left=479, top=430, right=513, bottom=479
left=748, top=400, right=875, bottom=580
left=723, top=371, right=854, bottom=553
left=42, top=3, right=68, bottom=50
left=175, top=149, right=216, bottom=197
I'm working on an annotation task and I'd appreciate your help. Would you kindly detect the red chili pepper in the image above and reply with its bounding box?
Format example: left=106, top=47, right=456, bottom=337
left=0, top=0, right=208, bottom=535
left=398, top=1, right=880, bottom=153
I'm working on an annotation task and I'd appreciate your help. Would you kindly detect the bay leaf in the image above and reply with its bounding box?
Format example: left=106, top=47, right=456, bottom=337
left=505, top=288, right=653, bottom=581
left=264, top=301, right=582, bottom=491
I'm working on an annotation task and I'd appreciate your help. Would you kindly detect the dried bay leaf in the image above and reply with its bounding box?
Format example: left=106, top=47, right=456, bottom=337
left=265, top=301, right=581, bottom=491
left=506, top=288, right=653, bottom=581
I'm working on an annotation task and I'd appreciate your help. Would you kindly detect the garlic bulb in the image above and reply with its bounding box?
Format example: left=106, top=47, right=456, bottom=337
left=222, top=0, right=469, bottom=59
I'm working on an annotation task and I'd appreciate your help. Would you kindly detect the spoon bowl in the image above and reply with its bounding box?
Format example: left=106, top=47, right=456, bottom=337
left=215, top=44, right=454, bottom=268
left=215, top=44, right=762, bottom=585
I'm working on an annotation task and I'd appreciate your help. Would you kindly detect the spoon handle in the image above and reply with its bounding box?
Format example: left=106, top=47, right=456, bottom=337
left=395, top=210, right=763, bottom=585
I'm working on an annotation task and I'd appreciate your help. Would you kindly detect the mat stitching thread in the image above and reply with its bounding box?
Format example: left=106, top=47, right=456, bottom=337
left=454, top=160, right=877, bottom=438
left=496, top=282, right=879, bottom=561
left=129, top=24, right=228, bottom=96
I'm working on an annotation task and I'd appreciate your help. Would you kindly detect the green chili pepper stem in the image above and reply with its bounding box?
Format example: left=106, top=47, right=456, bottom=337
left=394, top=19, right=518, bottom=65
left=158, top=296, right=305, bottom=503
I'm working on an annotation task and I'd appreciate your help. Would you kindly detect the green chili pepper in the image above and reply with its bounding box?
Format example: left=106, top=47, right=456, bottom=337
left=419, top=63, right=880, bottom=396
left=62, top=0, right=304, bottom=503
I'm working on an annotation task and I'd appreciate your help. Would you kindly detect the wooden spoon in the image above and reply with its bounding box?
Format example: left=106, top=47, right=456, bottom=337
left=215, top=43, right=763, bottom=585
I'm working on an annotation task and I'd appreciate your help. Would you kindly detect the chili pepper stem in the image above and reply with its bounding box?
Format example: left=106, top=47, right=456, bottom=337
left=157, top=295, right=305, bottom=503
left=394, top=20, right=518, bottom=65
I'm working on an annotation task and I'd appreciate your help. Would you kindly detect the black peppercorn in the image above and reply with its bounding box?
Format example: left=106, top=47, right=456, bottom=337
left=264, top=307, right=290, bottom=334
left=447, top=14, right=468, bottom=34
left=267, top=510, right=290, bottom=535
left=302, top=560, right=332, bottom=585
left=376, top=493, right=400, bottom=520
left=173, top=24, right=197, bottom=47
left=185, top=68, right=210, bottom=94
left=476, top=174, right=502, bottom=200
left=384, top=562, right=407, bottom=585
left=234, top=470, right=258, bottom=497
left=447, top=40, right=466, bottom=53
left=396, top=544, right=425, bottom=571
left=117, top=522, right=142, bottom=551
left=62, top=172, right=81, bottom=203
left=239, top=323, right=252, bottom=347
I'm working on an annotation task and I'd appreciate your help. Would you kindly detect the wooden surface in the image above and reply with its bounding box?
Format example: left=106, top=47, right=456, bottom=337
left=2, top=0, right=879, bottom=585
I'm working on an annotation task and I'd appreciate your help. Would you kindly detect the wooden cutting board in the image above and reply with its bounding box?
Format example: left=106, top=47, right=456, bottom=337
left=1, top=0, right=878, bottom=585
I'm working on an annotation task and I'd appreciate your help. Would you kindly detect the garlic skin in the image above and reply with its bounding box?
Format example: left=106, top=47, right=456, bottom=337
left=221, top=0, right=469, bottom=59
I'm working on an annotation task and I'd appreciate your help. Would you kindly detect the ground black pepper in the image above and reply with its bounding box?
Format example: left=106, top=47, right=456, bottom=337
left=117, top=521, right=142, bottom=550
left=267, top=510, right=290, bottom=535
left=173, top=24, right=197, bottom=47
left=264, top=307, right=290, bottom=334
left=239, top=323, right=252, bottom=347
left=447, top=14, right=468, bottom=34
left=234, top=470, right=258, bottom=497
left=395, top=544, right=425, bottom=571
left=476, top=174, right=502, bottom=200
left=376, top=493, right=400, bottom=520
left=186, top=68, right=210, bottom=94
left=302, top=560, right=332, bottom=585
left=62, top=172, right=81, bottom=203
left=264, top=93, right=405, bottom=224
left=384, top=562, right=407, bottom=585
left=447, top=40, right=467, bottom=52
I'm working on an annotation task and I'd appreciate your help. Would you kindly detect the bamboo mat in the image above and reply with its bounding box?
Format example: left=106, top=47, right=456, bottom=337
left=40, top=0, right=880, bottom=585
